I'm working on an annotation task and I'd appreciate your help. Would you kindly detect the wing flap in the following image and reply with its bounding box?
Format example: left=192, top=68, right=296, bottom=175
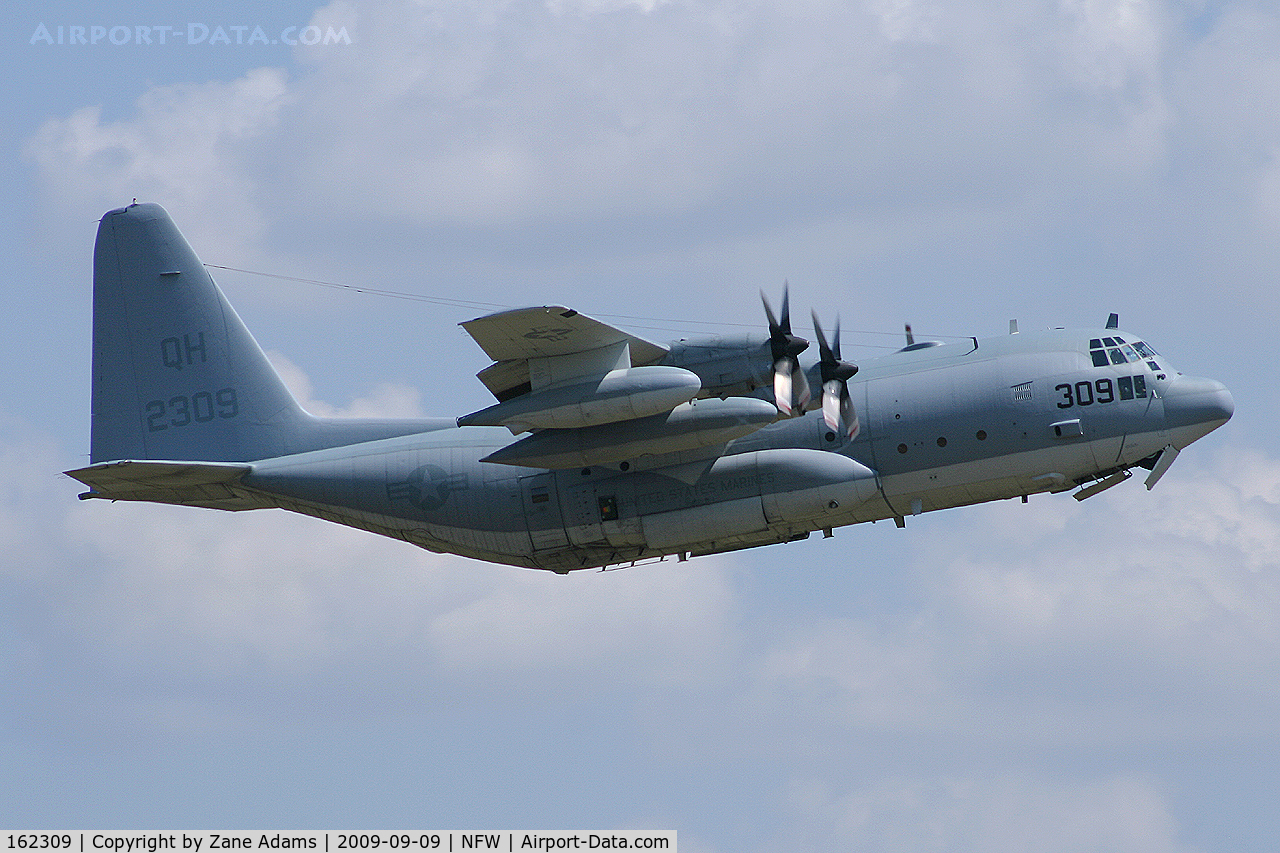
left=65, top=459, right=274, bottom=511
left=462, top=306, right=669, bottom=401
left=477, top=360, right=533, bottom=402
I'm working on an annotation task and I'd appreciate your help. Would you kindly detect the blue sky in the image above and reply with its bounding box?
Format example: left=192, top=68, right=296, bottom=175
left=3, top=1, right=1279, bottom=850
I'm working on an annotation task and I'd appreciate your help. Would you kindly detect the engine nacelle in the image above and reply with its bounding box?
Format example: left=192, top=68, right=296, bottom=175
left=458, top=365, right=701, bottom=432
left=640, top=449, right=879, bottom=551
left=661, top=335, right=773, bottom=399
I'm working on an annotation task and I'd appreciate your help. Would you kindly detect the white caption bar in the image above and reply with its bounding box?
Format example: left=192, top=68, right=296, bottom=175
left=2, top=833, right=676, bottom=853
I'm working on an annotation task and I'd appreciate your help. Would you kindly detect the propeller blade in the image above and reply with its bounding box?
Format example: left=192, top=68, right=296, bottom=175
left=763, top=284, right=809, bottom=416
left=772, top=356, right=810, bottom=416
left=774, top=359, right=793, bottom=415
left=794, top=360, right=811, bottom=411
left=761, top=290, right=781, bottom=335
left=811, top=309, right=834, bottom=363
left=841, top=390, right=860, bottom=439
left=812, top=310, right=860, bottom=437
left=763, top=287, right=806, bottom=351
left=822, top=379, right=842, bottom=431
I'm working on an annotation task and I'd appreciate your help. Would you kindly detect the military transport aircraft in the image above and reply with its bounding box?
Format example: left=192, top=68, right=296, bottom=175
left=67, top=203, right=1234, bottom=572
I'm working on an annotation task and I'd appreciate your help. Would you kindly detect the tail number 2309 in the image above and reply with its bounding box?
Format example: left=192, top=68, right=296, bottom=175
left=145, top=387, right=240, bottom=431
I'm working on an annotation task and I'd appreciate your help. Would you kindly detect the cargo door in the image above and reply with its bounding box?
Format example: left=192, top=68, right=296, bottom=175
left=520, top=473, right=570, bottom=551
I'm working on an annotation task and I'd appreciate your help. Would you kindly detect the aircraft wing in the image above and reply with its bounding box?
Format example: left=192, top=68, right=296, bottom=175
left=458, top=306, right=780, bottom=468
left=65, top=460, right=274, bottom=511
left=461, top=306, right=669, bottom=401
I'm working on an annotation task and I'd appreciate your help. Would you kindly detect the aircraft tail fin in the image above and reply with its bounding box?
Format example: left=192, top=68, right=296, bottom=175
left=89, top=203, right=312, bottom=463
left=88, top=203, right=456, bottom=466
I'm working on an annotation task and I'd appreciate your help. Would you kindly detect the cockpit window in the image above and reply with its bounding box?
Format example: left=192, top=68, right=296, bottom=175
left=1118, top=376, right=1149, bottom=399
left=1088, top=338, right=1161, bottom=369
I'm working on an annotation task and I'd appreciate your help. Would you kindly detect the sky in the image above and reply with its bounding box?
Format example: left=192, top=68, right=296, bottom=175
left=3, top=0, right=1279, bottom=849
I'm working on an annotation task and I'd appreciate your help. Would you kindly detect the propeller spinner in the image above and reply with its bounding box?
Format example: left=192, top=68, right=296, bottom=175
left=761, top=285, right=810, bottom=416
left=811, top=310, right=860, bottom=439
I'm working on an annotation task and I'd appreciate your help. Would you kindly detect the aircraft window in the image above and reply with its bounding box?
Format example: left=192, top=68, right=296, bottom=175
left=1134, top=375, right=1147, bottom=397
left=1089, top=340, right=1148, bottom=367
left=1113, top=336, right=1126, bottom=344
left=1118, top=376, right=1134, bottom=400
left=1147, top=360, right=1160, bottom=372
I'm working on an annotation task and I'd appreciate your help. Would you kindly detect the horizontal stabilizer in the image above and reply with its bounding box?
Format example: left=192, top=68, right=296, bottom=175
left=65, top=460, right=273, bottom=511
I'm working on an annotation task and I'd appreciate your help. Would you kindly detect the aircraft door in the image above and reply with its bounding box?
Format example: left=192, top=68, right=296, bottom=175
left=520, top=473, right=571, bottom=551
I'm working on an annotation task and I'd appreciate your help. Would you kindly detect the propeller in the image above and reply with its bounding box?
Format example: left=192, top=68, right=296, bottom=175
left=811, top=310, right=860, bottom=439
left=761, top=284, right=810, bottom=416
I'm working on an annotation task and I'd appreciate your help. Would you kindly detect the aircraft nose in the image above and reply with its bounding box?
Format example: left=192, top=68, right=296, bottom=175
left=1162, top=375, right=1234, bottom=435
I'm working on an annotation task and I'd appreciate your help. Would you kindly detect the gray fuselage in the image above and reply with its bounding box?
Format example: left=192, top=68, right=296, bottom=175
left=70, top=204, right=1232, bottom=573
left=243, top=328, right=1230, bottom=572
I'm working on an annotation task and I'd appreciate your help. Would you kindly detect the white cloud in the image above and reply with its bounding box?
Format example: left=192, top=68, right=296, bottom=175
left=1057, top=0, right=1164, bottom=91
left=25, top=0, right=1278, bottom=341
left=1174, top=6, right=1280, bottom=267
left=2, top=400, right=737, bottom=737
left=735, top=445, right=1280, bottom=754
left=0, top=429, right=66, bottom=577
left=19, top=0, right=1201, bottom=256
left=429, top=561, right=736, bottom=683
left=24, top=67, right=291, bottom=257
left=60, top=497, right=720, bottom=690
left=787, top=773, right=1191, bottom=853
left=864, top=0, right=941, bottom=43
left=267, top=350, right=427, bottom=418
left=929, top=448, right=1280, bottom=689
left=759, top=615, right=953, bottom=731
left=546, top=0, right=674, bottom=15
